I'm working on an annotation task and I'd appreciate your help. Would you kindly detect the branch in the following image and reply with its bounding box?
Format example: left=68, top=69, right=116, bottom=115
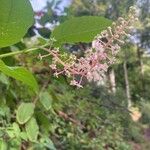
left=0, top=43, right=50, bottom=58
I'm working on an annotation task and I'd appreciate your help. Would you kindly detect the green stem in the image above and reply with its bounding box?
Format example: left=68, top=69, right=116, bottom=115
left=0, top=43, right=49, bottom=58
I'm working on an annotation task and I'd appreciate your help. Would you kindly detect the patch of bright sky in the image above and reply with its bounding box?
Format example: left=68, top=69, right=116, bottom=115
left=30, top=0, right=47, bottom=11
left=30, top=0, right=72, bottom=31
left=30, top=0, right=71, bottom=12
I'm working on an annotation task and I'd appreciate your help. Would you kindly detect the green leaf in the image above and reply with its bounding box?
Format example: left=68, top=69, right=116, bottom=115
left=45, top=139, right=56, bottom=150
left=52, top=16, right=112, bottom=46
left=6, top=130, right=15, bottom=138
left=12, top=122, right=20, bottom=137
left=40, top=137, right=56, bottom=150
left=0, top=140, right=7, bottom=150
left=20, top=132, right=28, bottom=141
left=36, top=112, right=50, bottom=132
left=16, top=103, right=35, bottom=124
left=25, top=117, right=39, bottom=142
left=0, top=60, right=38, bottom=92
left=39, top=91, right=53, bottom=111
left=0, top=0, right=34, bottom=47
left=0, top=73, right=9, bottom=85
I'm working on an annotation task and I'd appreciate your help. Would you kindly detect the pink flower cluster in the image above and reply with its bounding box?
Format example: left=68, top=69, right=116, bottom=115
left=41, top=7, right=137, bottom=87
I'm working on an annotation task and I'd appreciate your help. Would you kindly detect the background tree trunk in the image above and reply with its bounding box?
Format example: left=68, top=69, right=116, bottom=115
left=108, top=67, right=116, bottom=93
left=137, top=47, right=145, bottom=95
left=123, top=61, right=132, bottom=108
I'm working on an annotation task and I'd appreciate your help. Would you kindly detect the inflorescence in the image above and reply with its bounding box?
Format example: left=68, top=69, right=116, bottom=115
left=40, top=7, right=138, bottom=88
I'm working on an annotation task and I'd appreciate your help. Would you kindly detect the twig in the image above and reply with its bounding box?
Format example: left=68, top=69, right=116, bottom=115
left=55, top=110, right=85, bottom=129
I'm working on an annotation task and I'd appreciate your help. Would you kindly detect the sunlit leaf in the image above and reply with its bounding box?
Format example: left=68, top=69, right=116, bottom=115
left=0, top=140, right=7, bottom=150
left=12, top=122, right=20, bottom=137
left=40, top=91, right=53, bottom=111
left=16, top=103, right=34, bottom=124
left=25, top=117, right=39, bottom=142
left=52, top=16, right=112, bottom=46
left=0, top=60, right=38, bottom=92
left=0, top=0, right=34, bottom=47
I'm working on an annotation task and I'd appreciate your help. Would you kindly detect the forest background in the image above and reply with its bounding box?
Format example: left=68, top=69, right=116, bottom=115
left=0, top=0, right=150, bottom=149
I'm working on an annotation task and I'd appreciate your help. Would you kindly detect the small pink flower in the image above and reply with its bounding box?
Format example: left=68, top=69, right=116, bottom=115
left=92, top=40, right=104, bottom=52
left=50, top=64, right=56, bottom=70
left=70, top=80, right=83, bottom=88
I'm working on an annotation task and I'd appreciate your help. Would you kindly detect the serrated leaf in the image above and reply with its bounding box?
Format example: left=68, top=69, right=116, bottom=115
left=16, top=103, right=34, bottom=124
left=0, top=60, right=38, bottom=92
left=0, top=0, right=34, bottom=47
left=52, top=16, right=112, bottom=46
left=39, top=91, right=53, bottom=111
left=25, top=117, right=39, bottom=142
